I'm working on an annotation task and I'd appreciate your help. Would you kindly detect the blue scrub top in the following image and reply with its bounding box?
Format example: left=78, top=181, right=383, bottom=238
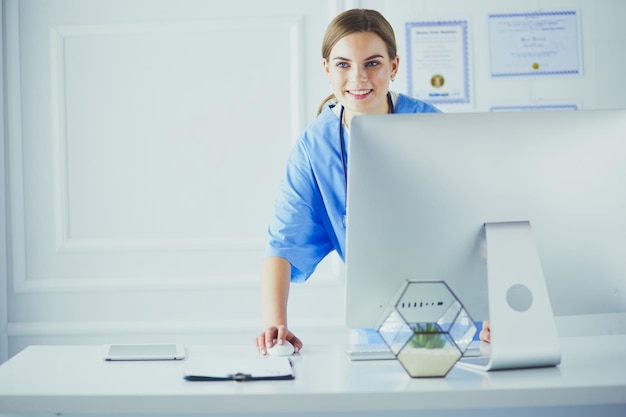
left=266, top=93, right=440, bottom=282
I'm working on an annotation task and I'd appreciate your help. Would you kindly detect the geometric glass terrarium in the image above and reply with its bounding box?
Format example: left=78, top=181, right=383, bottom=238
left=376, top=280, right=477, bottom=378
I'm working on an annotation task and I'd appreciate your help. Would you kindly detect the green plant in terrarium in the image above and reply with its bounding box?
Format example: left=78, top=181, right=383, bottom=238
left=408, top=323, right=446, bottom=349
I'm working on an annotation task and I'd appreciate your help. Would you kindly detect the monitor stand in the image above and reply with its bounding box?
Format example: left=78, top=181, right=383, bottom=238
left=458, top=221, right=561, bottom=371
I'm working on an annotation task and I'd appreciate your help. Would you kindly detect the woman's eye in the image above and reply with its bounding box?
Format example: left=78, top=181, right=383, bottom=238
left=337, top=62, right=349, bottom=68
left=365, top=61, right=380, bottom=67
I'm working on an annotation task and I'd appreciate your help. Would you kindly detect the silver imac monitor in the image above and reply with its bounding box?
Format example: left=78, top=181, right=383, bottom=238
left=345, top=109, right=626, bottom=370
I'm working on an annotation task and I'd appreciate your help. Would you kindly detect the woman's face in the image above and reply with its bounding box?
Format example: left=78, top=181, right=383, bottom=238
left=323, top=32, right=399, bottom=125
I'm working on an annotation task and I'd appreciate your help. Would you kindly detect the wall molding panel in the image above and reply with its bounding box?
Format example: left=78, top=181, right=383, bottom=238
left=48, top=18, right=305, bottom=254
left=7, top=7, right=325, bottom=291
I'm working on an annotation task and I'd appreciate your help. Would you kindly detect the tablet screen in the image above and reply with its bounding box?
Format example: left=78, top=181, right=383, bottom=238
left=103, top=344, right=185, bottom=361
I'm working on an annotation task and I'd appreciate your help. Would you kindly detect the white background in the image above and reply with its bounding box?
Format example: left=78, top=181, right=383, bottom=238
left=2, top=0, right=626, bottom=362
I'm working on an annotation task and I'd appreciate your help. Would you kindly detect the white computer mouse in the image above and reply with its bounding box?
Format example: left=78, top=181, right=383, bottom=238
left=267, top=340, right=295, bottom=356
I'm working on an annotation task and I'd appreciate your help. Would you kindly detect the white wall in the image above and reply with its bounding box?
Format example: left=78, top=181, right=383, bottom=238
left=2, top=0, right=626, bottom=362
left=2, top=0, right=346, bottom=361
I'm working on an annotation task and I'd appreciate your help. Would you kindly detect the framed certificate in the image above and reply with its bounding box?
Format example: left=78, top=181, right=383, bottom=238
left=405, top=20, right=471, bottom=105
left=488, top=10, right=582, bottom=77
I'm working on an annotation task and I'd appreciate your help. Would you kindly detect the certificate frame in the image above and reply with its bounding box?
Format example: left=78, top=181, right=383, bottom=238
left=405, top=19, right=471, bottom=105
left=490, top=103, right=579, bottom=112
left=488, top=10, right=582, bottom=78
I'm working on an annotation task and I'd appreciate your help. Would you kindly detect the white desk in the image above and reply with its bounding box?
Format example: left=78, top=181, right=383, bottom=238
left=0, top=335, right=625, bottom=417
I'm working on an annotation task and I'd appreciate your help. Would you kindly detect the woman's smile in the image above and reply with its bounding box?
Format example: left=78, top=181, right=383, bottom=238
left=347, top=89, right=373, bottom=99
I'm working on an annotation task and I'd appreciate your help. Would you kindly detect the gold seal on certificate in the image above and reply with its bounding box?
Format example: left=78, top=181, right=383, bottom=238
left=431, top=74, right=445, bottom=88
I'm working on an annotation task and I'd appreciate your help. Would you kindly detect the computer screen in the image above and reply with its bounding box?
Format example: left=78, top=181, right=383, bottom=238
left=345, top=109, right=626, bottom=332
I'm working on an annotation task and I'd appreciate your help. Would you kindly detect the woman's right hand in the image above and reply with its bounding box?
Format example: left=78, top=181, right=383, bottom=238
left=257, top=257, right=302, bottom=354
left=255, top=324, right=303, bottom=355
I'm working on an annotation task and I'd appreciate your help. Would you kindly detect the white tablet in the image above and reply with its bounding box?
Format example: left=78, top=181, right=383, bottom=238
left=103, top=343, right=185, bottom=361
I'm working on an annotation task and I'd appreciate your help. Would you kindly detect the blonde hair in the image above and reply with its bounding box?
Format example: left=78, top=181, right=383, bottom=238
left=317, top=9, right=398, bottom=115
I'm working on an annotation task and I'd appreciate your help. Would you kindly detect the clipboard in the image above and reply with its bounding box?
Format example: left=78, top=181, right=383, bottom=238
left=184, top=356, right=294, bottom=381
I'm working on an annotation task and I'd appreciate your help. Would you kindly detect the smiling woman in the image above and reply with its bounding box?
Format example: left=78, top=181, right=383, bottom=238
left=255, top=8, right=440, bottom=356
